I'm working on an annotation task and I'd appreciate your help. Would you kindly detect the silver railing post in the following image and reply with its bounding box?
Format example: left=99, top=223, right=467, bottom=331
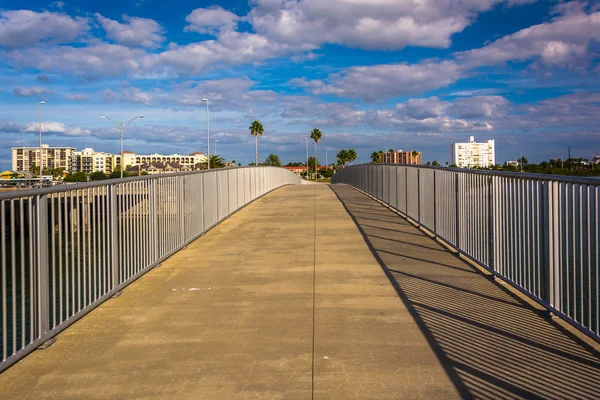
left=151, top=179, right=159, bottom=262
left=35, top=194, right=50, bottom=337
left=179, top=176, right=185, bottom=244
left=488, top=175, right=494, bottom=270
left=110, top=185, right=119, bottom=288
left=417, top=168, right=421, bottom=225
left=455, top=172, right=460, bottom=250
left=433, top=169, right=437, bottom=233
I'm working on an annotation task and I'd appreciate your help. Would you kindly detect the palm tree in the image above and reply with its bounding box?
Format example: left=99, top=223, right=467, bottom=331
left=249, top=120, right=264, bottom=165
left=371, top=151, right=380, bottom=163
left=348, top=149, right=357, bottom=165
left=310, top=128, right=322, bottom=179
left=199, top=154, right=226, bottom=169
left=263, top=153, right=282, bottom=166
left=337, top=149, right=349, bottom=167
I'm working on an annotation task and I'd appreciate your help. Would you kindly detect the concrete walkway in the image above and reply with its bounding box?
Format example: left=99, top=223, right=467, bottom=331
left=0, top=184, right=599, bottom=399
left=330, top=184, right=600, bottom=400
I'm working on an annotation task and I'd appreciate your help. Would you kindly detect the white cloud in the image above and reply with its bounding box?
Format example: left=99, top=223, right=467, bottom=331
left=0, top=10, right=88, bottom=49
left=294, top=61, right=464, bottom=101
left=185, top=6, right=239, bottom=34
left=248, top=0, right=536, bottom=51
left=447, top=96, right=509, bottom=119
left=13, top=86, right=51, bottom=97
left=458, top=5, right=600, bottom=67
left=64, top=93, right=90, bottom=101
left=121, top=87, right=153, bottom=104
left=24, top=121, right=90, bottom=136
left=4, top=43, right=157, bottom=76
left=95, top=14, right=165, bottom=49
left=159, top=30, right=313, bottom=75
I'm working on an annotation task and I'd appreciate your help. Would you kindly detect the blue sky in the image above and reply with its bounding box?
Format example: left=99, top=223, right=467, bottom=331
left=0, top=0, right=599, bottom=168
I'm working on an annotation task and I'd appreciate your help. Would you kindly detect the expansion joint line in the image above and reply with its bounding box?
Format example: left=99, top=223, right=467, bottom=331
left=311, top=183, right=317, bottom=400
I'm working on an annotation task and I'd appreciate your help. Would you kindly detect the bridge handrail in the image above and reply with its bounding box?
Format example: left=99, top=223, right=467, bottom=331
left=333, top=164, right=600, bottom=340
left=0, top=166, right=302, bottom=372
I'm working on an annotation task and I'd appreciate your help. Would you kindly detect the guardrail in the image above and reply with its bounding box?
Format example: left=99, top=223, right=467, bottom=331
left=0, top=166, right=301, bottom=372
left=333, top=164, right=600, bottom=340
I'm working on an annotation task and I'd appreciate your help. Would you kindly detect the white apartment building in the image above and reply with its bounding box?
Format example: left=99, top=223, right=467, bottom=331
left=450, top=136, right=495, bottom=168
left=72, top=148, right=114, bottom=174
left=12, top=145, right=76, bottom=173
left=118, top=151, right=207, bottom=170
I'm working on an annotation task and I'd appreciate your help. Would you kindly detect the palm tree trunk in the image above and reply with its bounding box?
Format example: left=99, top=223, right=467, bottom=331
left=255, top=134, right=258, bottom=165
left=314, top=141, right=317, bottom=182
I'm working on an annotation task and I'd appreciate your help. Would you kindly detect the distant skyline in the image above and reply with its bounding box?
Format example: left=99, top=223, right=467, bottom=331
left=0, top=0, right=599, bottom=167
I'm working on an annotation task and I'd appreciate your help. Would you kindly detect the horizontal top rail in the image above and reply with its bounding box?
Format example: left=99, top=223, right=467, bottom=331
left=350, top=163, right=600, bottom=186
left=0, top=166, right=289, bottom=201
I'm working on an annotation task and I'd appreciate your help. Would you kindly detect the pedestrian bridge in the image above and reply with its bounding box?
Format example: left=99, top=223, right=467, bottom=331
left=1, top=166, right=600, bottom=399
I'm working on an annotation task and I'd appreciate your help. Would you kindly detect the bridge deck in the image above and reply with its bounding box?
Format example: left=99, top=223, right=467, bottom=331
left=1, top=184, right=599, bottom=399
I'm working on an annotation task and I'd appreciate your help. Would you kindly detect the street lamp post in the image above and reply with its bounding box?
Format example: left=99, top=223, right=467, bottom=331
left=100, top=115, right=144, bottom=178
left=202, top=99, right=210, bottom=169
left=39, top=101, right=45, bottom=182
left=215, top=139, right=219, bottom=156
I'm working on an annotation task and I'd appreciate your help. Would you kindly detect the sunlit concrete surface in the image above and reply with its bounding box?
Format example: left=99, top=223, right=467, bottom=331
left=1, top=184, right=599, bottom=399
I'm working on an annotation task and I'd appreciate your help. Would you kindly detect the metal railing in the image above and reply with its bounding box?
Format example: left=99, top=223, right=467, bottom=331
left=0, top=166, right=301, bottom=372
left=333, top=164, right=600, bottom=339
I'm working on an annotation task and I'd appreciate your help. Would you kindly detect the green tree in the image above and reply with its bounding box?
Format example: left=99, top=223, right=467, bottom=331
left=263, top=153, right=282, bottom=166
left=337, top=150, right=349, bottom=166
left=347, top=149, right=357, bottom=165
left=64, top=172, right=87, bottom=182
left=307, top=156, right=318, bottom=170
left=412, top=150, right=419, bottom=157
left=249, top=120, right=264, bottom=166
left=52, top=168, right=64, bottom=178
left=200, top=154, right=226, bottom=169
left=310, top=128, right=322, bottom=178
left=518, top=156, right=528, bottom=165
left=29, top=164, right=40, bottom=176
left=371, top=151, right=381, bottom=163
left=90, top=171, right=108, bottom=181
left=432, top=160, right=439, bottom=166
left=319, top=167, right=334, bottom=178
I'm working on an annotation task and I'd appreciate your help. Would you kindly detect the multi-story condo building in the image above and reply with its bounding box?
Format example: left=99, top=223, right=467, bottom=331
left=450, top=136, right=495, bottom=168
left=71, top=149, right=207, bottom=174
left=12, top=145, right=76, bottom=173
left=379, top=149, right=422, bottom=164
left=118, top=151, right=207, bottom=170
left=72, top=148, right=114, bottom=174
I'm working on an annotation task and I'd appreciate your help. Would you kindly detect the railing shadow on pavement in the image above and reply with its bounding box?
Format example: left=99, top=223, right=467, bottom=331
left=330, top=184, right=600, bottom=400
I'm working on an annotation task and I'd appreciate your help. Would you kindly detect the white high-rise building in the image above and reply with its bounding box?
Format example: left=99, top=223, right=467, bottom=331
left=450, top=136, right=495, bottom=168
